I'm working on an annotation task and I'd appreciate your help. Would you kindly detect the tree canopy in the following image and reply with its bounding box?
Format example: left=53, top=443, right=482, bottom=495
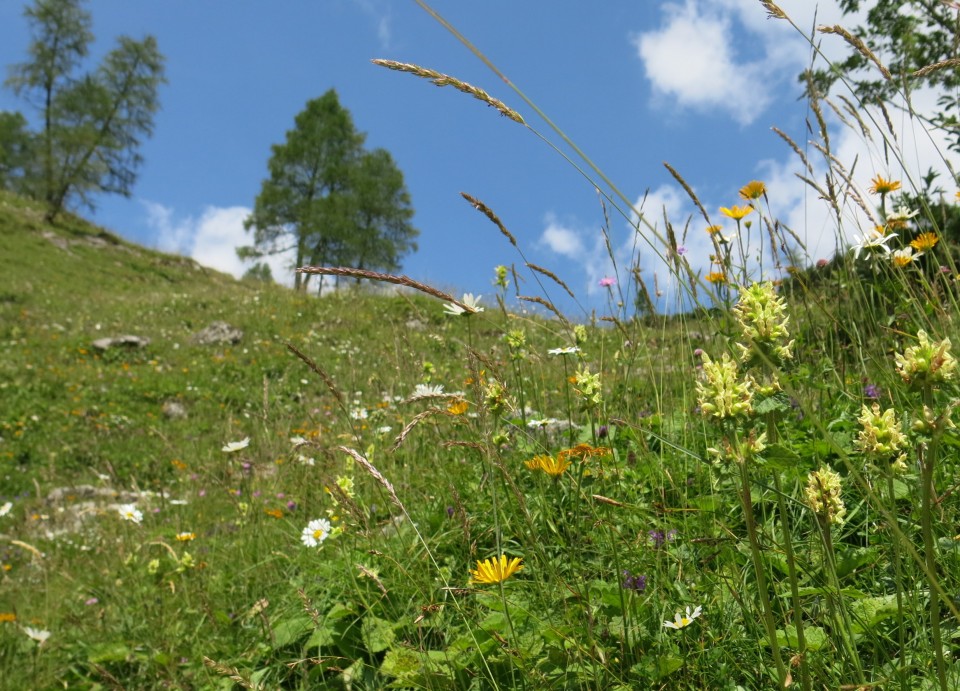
left=803, top=0, right=960, bottom=153
left=2, top=0, right=165, bottom=220
left=241, top=90, right=418, bottom=292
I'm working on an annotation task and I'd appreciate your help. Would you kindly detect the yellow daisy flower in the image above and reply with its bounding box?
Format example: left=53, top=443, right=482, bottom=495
left=738, top=180, right=766, bottom=200
left=705, top=224, right=723, bottom=235
left=447, top=399, right=469, bottom=415
left=911, top=232, right=939, bottom=252
left=705, top=272, right=727, bottom=284
left=469, top=555, right=523, bottom=585
left=868, top=175, right=901, bottom=195
left=720, top=205, right=754, bottom=221
left=525, top=454, right=570, bottom=477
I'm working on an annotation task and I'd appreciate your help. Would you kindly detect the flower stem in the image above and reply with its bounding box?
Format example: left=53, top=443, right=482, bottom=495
left=737, top=453, right=788, bottom=687
left=920, top=386, right=948, bottom=691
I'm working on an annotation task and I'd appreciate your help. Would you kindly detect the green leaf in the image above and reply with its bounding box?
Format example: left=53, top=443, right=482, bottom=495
left=848, top=594, right=899, bottom=634
left=361, top=615, right=395, bottom=653
left=656, top=655, right=685, bottom=678
left=272, top=615, right=313, bottom=648
left=775, top=625, right=829, bottom=651
left=762, top=443, right=801, bottom=469
left=835, top=547, right=880, bottom=579
left=306, top=624, right=334, bottom=650
left=87, top=641, right=132, bottom=664
left=754, top=393, right=792, bottom=415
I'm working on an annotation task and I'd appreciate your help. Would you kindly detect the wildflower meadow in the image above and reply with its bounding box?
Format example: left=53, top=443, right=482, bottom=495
left=4, top=2, right=960, bottom=689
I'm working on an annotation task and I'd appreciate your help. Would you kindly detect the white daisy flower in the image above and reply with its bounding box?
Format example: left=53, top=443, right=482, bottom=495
left=0, top=501, right=12, bottom=518
left=117, top=504, right=143, bottom=524
left=301, top=518, right=332, bottom=548
left=221, top=437, right=250, bottom=453
left=22, top=626, right=51, bottom=644
left=409, top=383, right=445, bottom=400
left=663, top=605, right=703, bottom=630
left=547, top=346, right=580, bottom=356
left=443, top=293, right=484, bottom=316
left=851, top=228, right=897, bottom=260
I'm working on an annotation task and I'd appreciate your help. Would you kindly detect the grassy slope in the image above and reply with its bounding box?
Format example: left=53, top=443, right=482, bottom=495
left=0, top=192, right=515, bottom=687
left=2, top=192, right=672, bottom=688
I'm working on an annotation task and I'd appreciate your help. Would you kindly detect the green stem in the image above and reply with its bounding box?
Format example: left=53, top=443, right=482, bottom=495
left=772, top=473, right=811, bottom=691
left=920, top=385, right=948, bottom=691
left=767, top=414, right=811, bottom=691
left=887, top=472, right=910, bottom=691
left=737, top=453, right=788, bottom=687
left=816, top=514, right=865, bottom=682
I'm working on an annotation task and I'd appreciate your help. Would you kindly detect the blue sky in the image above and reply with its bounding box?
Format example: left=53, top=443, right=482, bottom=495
left=1, top=1, right=953, bottom=317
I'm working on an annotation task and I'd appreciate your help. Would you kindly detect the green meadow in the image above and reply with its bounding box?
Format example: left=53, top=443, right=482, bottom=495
left=5, top=4, right=960, bottom=689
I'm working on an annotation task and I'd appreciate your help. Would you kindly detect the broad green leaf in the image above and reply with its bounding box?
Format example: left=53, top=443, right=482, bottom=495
left=361, top=615, right=395, bottom=653
left=775, top=625, right=829, bottom=651
left=272, top=616, right=312, bottom=648
left=87, top=641, right=132, bottom=664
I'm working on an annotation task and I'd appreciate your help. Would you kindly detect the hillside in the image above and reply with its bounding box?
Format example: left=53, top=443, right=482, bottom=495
left=4, top=189, right=959, bottom=689
left=0, top=190, right=485, bottom=496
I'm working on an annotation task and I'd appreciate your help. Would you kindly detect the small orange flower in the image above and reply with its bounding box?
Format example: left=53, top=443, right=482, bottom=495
left=911, top=232, right=939, bottom=252
left=264, top=508, right=283, bottom=519
left=738, top=180, right=766, bottom=200
left=705, top=272, right=727, bottom=284
left=868, top=175, right=901, bottom=195
left=720, top=205, right=754, bottom=221
left=0, top=612, right=16, bottom=623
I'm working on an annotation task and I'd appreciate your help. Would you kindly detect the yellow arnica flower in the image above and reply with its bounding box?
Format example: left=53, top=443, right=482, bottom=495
left=738, top=180, right=766, bottom=200
left=525, top=454, right=571, bottom=477
left=0, top=612, right=16, bottom=623
left=910, top=232, right=939, bottom=252
left=705, top=224, right=723, bottom=235
left=558, top=443, right=611, bottom=462
left=720, top=205, right=754, bottom=220
left=447, top=399, right=469, bottom=415
left=705, top=272, right=727, bottom=284
left=868, top=175, right=901, bottom=195
left=469, top=555, right=523, bottom=585
left=175, top=532, right=196, bottom=542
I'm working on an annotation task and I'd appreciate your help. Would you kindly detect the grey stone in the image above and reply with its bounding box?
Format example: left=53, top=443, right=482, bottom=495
left=192, top=321, right=243, bottom=345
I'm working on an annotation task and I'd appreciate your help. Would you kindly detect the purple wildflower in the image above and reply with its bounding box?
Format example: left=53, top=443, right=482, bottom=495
left=621, top=570, right=647, bottom=592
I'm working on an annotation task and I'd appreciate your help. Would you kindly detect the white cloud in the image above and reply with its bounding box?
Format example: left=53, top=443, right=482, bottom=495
left=631, top=0, right=844, bottom=125
left=538, top=213, right=616, bottom=296
left=540, top=214, right=585, bottom=258
left=142, top=201, right=297, bottom=287
left=633, top=1, right=772, bottom=125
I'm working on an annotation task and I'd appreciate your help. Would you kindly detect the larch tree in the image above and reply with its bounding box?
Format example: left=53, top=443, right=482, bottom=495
left=4, top=0, right=165, bottom=221
left=241, top=89, right=418, bottom=292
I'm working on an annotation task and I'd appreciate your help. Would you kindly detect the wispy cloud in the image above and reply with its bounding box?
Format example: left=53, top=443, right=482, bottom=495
left=349, top=0, right=393, bottom=49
